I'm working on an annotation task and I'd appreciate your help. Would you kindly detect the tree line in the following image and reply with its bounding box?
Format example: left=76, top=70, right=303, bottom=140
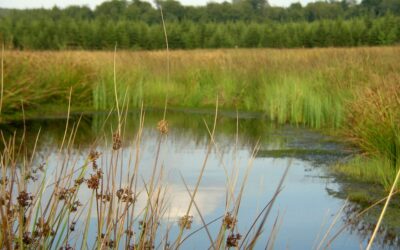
left=0, top=0, right=399, bottom=50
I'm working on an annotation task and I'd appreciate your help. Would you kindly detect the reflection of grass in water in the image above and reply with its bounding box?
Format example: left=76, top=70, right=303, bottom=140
left=330, top=176, right=400, bottom=245
left=1, top=110, right=280, bottom=153
left=0, top=106, right=292, bottom=249
left=333, top=156, right=399, bottom=191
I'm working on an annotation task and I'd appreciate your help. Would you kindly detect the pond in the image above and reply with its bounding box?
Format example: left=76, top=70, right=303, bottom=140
left=1, top=109, right=397, bottom=249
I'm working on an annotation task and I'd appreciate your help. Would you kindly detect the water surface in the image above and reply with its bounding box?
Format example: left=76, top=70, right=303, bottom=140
left=1, top=110, right=395, bottom=249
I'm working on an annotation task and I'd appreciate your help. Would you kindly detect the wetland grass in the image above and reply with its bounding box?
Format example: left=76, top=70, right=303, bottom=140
left=2, top=47, right=399, bottom=190
left=1, top=46, right=400, bottom=248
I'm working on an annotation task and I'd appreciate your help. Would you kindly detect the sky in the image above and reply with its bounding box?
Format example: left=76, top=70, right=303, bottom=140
left=0, top=0, right=316, bottom=9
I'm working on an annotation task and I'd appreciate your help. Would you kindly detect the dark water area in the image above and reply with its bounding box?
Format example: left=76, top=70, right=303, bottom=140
left=1, top=109, right=397, bottom=249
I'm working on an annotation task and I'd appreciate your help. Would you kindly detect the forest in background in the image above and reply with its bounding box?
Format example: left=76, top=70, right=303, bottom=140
left=0, top=0, right=399, bottom=49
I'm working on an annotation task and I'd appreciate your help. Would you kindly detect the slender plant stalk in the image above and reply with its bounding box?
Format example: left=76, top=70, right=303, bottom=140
left=366, top=164, right=400, bottom=250
left=180, top=173, right=215, bottom=249
left=173, top=98, right=219, bottom=248
left=316, top=200, right=348, bottom=250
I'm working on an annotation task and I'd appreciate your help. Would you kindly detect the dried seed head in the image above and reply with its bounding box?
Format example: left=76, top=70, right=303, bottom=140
left=35, top=217, right=54, bottom=237
left=113, top=133, right=122, bottom=150
left=87, top=174, right=100, bottom=190
left=99, top=234, right=115, bottom=248
left=226, top=233, right=242, bottom=248
left=89, top=150, right=101, bottom=162
left=178, top=215, right=193, bottom=230
left=22, top=232, right=33, bottom=245
left=116, top=188, right=135, bottom=203
left=17, top=191, right=34, bottom=208
left=0, top=176, right=9, bottom=185
left=69, top=200, right=82, bottom=212
left=70, top=221, right=76, bottom=232
left=125, top=229, right=134, bottom=238
left=96, top=169, right=103, bottom=179
left=74, top=177, right=85, bottom=186
left=89, top=150, right=101, bottom=170
left=56, top=187, right=76, bottom=201
left=223, top=212, right=237, bottom=229
left=157, top=120, right=168, bottom=134
left=56, top=188, right=69, bottom=200
left=0, top=192, right=10, bottom=206
left=24, top=171, right=38, bottom=182
left=96, top=193, right=112, bottom=203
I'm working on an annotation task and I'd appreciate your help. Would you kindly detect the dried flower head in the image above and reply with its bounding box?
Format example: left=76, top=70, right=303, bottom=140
left=96, top=169, right=103, bottom=179
left=87, top=174, right=100, bottom=190
left=74, top=177, right=85, bottom=186
left=35, top=217, right=54, bottom=237
left=6, top=205, right=17, bottom=221
left=116, top=188, right=135, bottom=203
left=89, top=150, right=101, bottom=170
left=17, top=191, right=34, bottom=208
left=24, top=171, right=38, bottom=182
left=22, top=232, right=34, bottom=245
left=69, top=200, right=82, bottom=212
left=56, top=187, right=76, bottom=201
left=223, top=212, right=237, bottom=229
left=89, top=150, right=101, bottom=162
left=0, top=192, right=10, bottom=206
left=226, top=233, right=242, bottom=248
left=56, top=188, right=69, bottom=200
left=0, top=176, right=9, bottom=185
left=178, top=215, right=193, bottom=230
left=113, top=133, right=122, bottom=150
left=97, top=193, right=112, bottom=203
left=157, top=120, right=168, bottom=134
left=99, top=233, right=115, bottom=248
left=125, top=229, right=134, bottom=238
left=70, top=221, right=76, bottom=232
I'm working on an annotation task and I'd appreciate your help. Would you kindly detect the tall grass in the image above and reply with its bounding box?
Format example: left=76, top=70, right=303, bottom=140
left=2, top=47, right=399, bottom=121
left=1, top=47, right=400, bottom=189
left=335, top=74, right=400, bottom=190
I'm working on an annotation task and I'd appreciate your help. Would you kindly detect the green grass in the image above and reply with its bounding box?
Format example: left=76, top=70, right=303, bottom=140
left=333, top=156, right=399, bottom=191
left=1, top=47, right=400, bottom=190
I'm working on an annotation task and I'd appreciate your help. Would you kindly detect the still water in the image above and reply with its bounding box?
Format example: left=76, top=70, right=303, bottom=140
left=2, top=109, right=396, bottom=249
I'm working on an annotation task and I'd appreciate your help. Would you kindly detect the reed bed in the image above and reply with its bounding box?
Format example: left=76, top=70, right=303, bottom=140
left=2, top=47, right=399, bottom=120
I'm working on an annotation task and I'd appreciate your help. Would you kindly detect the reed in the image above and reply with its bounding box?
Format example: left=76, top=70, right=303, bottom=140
left=1, top=47, right=399, bottom=122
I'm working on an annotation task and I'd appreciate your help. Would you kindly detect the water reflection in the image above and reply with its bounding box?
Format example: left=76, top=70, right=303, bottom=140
left=0, top=109, right=396, bottom=249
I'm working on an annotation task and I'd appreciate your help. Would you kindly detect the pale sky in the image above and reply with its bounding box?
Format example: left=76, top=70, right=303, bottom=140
left=0, top=0, right=316, bottom=9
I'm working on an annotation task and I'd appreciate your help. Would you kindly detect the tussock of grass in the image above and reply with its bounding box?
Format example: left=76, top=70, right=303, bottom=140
left=346, top=76, right=400, bottom=168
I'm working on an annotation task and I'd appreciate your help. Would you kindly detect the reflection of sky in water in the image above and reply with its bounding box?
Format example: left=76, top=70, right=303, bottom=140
left=2, top=111, right=395, bottom=249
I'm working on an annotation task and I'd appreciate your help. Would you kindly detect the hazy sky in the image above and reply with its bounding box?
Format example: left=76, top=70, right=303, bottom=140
left=0, top=0, right=316, bottom=9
